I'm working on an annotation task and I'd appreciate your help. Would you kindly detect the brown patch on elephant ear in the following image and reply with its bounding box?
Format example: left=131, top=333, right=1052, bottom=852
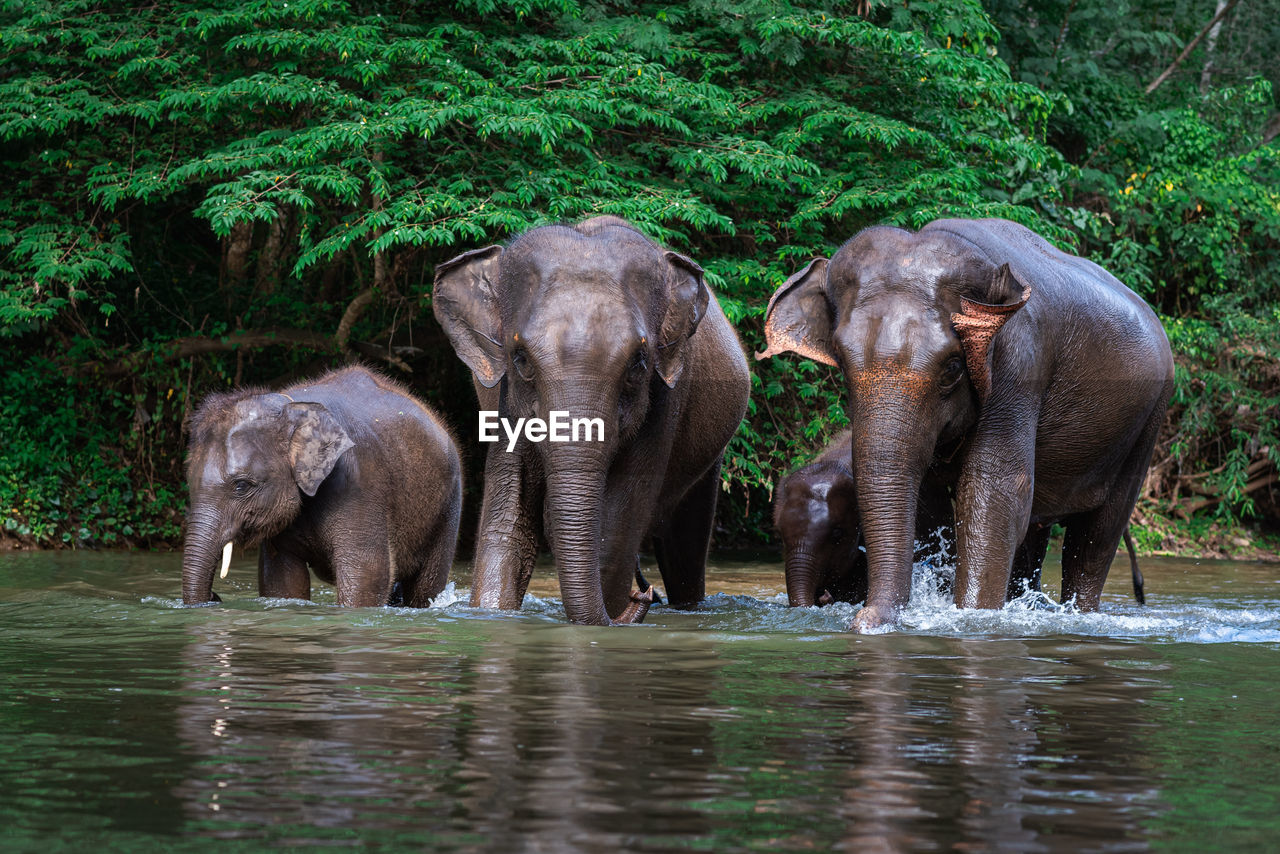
left=757, top=258, right=837, bottom=366
left=286, top=403, right=354, bottom=497
left=952, top=274, right=1032, bottom=404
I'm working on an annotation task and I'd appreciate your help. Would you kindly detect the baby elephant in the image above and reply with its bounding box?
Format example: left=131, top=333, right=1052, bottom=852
left=181, top=366, right=462, bottom=607
left=775, top=431, right=953, bottom=607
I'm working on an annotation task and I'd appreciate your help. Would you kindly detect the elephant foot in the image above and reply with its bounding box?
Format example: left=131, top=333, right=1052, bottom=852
left=616, top=586, right=655, bottom=625
left=817, top=589, right=834, bottom=606
left=851, top=604, right=895, bottom=633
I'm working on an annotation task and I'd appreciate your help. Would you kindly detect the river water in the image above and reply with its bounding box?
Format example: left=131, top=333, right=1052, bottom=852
left=2, top=550, right=1279, bottom=851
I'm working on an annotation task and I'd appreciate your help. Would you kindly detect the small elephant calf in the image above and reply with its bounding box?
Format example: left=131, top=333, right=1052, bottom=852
left=775, top=431, right=952, bottom=608
left=181, top=366, right=462, bottom=607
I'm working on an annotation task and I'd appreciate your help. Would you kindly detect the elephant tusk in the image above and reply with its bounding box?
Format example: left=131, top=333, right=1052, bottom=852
left=219, top=542, right=233, bottom=579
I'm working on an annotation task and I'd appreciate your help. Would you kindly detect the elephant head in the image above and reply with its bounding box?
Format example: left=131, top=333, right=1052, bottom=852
left=759, top=226, right=1029, bottom=628
left=433, top=218, right=708, bottom=625
left=181, top=393, right=353, bottom=605
left=774, top=448, right=867, bottom=608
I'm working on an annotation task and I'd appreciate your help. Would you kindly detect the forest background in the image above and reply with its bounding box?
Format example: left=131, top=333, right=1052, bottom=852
left=1, top=0, right=1277, bottom=557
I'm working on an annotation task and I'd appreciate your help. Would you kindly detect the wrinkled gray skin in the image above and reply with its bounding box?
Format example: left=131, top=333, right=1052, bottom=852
left=778, top=439, right=1149, bottom=609
left=433, top=217, right=750, bottom=625
left=181, top=366, right=462, bottom=608
left=776, top=431, right=956, bottom=607
left=760, top=218, right=1173, bottom=631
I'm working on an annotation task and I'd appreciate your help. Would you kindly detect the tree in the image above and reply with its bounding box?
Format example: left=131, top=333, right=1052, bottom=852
left=0, top=0, right=1065, bottom=545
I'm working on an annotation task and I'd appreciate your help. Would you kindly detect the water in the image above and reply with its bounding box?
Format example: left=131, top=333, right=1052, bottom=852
left=2, top=550, right=1280, bottom=852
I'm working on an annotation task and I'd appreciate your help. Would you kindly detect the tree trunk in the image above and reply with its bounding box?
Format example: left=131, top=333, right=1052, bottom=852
left=1199, top=0, right=1230, bottom=93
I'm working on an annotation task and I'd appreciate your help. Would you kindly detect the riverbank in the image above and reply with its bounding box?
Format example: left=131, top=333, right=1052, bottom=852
left=1131, top=514, right=1280, bottom=563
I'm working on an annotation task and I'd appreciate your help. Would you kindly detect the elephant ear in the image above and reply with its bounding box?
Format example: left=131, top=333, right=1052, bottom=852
left=286, top=402, right=354, bottom=497
left=655, top=251, right=711, bottom=388
left=756, top=258, right=837, bottom=367
left=433, top=245, right=506, bottom=389
left=952, top=263, right=1032, bottom=405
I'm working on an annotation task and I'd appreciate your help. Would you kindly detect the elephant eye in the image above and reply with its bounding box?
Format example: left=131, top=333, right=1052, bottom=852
left=940, top=357, right=965, bottom=389
left=626, top=351, right=648, bottom=385
left=512, top=348, right=535, bottom=382
left=232, top=479, right=255, bottom=497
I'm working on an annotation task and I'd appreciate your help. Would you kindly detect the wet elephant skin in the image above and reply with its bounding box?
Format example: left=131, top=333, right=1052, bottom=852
left=181, top=366, right=462, bottom=608
left=434, top=216, right=751, bottom=625
left=760, top=217, right=1174, bottom=630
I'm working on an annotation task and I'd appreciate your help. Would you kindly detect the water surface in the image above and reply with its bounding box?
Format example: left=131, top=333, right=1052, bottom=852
left=2, top=550, right=1279, bottom=851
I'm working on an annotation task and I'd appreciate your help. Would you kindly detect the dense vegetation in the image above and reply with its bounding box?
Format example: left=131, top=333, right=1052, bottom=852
left=1, top=0, right=1276, bottom=552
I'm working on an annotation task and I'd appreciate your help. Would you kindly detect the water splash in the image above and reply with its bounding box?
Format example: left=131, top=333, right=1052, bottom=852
left=131, top=551, right=1280, bottom=644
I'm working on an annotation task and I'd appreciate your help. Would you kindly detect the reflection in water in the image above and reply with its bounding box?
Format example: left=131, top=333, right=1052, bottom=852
left=707, top=637, right=1162, bottom=852
left=0, top=551, right=1278, bottom=850
left=173, top=619, right=475, bottom=839
left=170, top=617, right=729, bottom=848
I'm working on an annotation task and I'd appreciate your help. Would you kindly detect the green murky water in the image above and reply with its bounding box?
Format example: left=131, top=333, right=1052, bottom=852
left=3, top=550, right=1280, bottom=851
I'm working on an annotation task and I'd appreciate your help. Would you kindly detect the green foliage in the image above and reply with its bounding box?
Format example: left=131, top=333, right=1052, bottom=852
left=0, top=0, right=1275, bottom=547
left=0, top=0, right=1069, bottom=546
left=989, top=0, right=1280, bottom=528
left=1080, top=83, right=1279, bottom=316
left=1159, top=304, right=1280, bottom=520
left=0, top=357, right=185, bottom=546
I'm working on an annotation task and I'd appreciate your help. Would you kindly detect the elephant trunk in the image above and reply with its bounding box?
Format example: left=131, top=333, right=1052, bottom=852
left=849, top=385, right=935, bottom=630
left=181, top=504, right=229, bottom=605
left=544, top=443, right=616, bottom=626
left=784, top=548, right=823, bottom=607
left=855, top=470, right=920, bottom=626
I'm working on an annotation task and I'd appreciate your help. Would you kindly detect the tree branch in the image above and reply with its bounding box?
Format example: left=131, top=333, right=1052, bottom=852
left=335, top=288, right=375, bottom=352
left=1263, top=112, right=1280, bottom=145
left=1145, top=0, right=1242, bottom=95
left=1053, top=0, right=1081, bottom=60
left=1176, top=467, right=1278, bottom=517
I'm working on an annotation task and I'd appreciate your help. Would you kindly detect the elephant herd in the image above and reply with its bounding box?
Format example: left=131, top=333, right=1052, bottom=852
left=180, top=216, right=1174, bottom=632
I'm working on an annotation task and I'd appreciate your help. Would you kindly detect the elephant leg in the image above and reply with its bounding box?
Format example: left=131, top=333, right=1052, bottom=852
left=652, top=459, right=720, bottom=610
left=595, top=485, right=660, bottom=620
left=332, top=532, right=394, bottom=608
left=259, top=541, right=311, bottom=600
left=1007, top=524, right=1052, bottom=599
left=402, top=501, right=462, bottom=609
left=953, top=427, right=1036, bottom=610
left=1061, top=403, right=1166, bottom=611
left=471, top=445, right=543, bottom=610
left=1059, top=512, right=1128, bottom=610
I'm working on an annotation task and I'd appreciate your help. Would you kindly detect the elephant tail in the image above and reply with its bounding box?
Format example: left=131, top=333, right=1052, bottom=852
left=1123, top=528, right=1145, bottom=605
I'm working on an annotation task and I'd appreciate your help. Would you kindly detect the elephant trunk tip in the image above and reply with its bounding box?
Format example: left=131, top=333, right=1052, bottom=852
left=616, top=586, right=655, bottom=625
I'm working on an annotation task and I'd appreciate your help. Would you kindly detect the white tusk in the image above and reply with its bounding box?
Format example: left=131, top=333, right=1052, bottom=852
left=219, top=542, right=233, bottom=579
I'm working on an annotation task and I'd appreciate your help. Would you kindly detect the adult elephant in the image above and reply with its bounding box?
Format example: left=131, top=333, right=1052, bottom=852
left=181, top=366, right=462, bottom=607
left=759, top=218, right=1172, bottom=631
left=433, top=217, right=750, bottom=625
